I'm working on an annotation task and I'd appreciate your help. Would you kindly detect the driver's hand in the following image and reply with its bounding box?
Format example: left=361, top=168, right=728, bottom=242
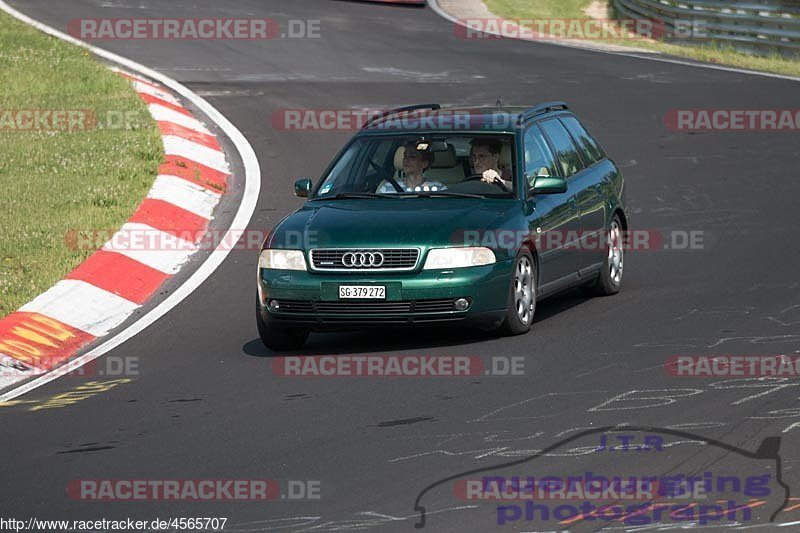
left=481, top=169, right=502, bottom=184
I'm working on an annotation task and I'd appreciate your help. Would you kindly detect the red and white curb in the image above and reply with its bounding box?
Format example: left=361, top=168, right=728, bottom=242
left=0, top=1, right=260, bottom=403
left=0, top=70, right=233, bottom=391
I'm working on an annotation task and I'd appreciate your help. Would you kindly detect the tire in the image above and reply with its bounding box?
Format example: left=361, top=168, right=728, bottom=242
left=586, top=214, right=624, bottom=296
left=256, top=294, right=309, bottom=351
left=498, top=251, right=537, bottom=336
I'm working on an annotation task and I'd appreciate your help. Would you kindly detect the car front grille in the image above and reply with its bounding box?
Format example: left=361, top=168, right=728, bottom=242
left=309, top=248, right=420, bottom=272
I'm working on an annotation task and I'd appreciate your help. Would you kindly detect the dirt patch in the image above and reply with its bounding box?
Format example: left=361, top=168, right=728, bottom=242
left=584, top=0, right=610, bottom=19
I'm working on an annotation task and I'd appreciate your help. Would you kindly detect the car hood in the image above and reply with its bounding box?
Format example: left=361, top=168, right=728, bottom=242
left=269, top=198, right=519, bottom=251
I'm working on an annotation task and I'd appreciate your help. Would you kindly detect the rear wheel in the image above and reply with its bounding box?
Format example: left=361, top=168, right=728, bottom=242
left=586, top=214, right=624, bottom=296
left=498, top=251, right=536, bottom=336
left=256, top=294, right=309, bottom=351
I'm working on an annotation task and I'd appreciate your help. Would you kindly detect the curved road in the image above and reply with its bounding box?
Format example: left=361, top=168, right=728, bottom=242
left=2, top=1, right=800, bottom=531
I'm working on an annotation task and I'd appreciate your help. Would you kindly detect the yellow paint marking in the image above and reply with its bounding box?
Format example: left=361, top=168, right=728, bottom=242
left=11, top=325, right=59, bottom=348
left=0, top=339, right=42, bottom=362
left=29, top=379, right=132, bottom=411
left=0, top=399, right=38, bottom=407
left=28, top=314, right=77, bottom=342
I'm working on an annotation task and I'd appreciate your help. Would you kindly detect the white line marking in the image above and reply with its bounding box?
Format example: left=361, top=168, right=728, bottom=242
left=428, top=0, right=800, bottom=84
left=147, top=175, right=220, bottom=219
left=102, top=223, right=198, bottom=275
left=20, top=280, right=139, bottom=337
left=0, top=357, right=37, bottom=391
left=0, top=1, right=261, bottom=401
left=148, top=103, right=212, bottom=135
left=110, top=66, right=161, bottom=88
left=162, top=135, right=229, bottom=173
left=0, top=376, right=27, bottom=391
left=133, top=79, right=180, bottom=105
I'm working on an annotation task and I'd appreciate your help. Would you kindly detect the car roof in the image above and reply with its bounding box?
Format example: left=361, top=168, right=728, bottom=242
left=358, top=103, right=571, bottom=134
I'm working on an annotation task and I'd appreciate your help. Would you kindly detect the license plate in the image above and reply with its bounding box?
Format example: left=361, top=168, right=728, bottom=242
left=338, top=285, right=386, bottom=299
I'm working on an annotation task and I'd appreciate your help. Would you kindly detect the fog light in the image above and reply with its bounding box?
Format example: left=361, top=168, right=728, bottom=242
left=268, top=299, right=281, bottom=312
left=454, top=298, right=470, bottom=311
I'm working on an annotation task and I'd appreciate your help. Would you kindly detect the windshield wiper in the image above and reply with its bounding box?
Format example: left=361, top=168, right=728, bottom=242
left=399, top=191, right=486, bottom=199
left=314, top=192, right=399, bottom=200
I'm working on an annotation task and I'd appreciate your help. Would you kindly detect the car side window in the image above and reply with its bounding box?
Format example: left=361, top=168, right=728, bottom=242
left=523, top=125, right=558, bottom=186
left=539, top=119, right=584, bottom=178
left=560, top=115, right=605, bottom=165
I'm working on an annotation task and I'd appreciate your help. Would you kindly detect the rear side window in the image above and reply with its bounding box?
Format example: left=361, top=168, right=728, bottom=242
left=540, top=119, right=584, bottom=177
left=560, top=115, right=605, bottom=165
left=523, top=125, right=558, bottom=186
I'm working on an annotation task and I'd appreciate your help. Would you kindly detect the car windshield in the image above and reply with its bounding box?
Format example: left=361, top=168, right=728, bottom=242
left=313, top=134, right=516, bottom=199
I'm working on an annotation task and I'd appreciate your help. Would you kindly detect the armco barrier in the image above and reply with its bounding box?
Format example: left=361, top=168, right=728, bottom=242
left=613, top=0, right=800, bottom=54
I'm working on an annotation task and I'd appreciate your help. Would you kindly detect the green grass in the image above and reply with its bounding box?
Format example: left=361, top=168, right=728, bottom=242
left=0, top=11, right=163, bottom=318
left=484, top=0, right=800, bottom=78
left=487, top=0, right=590, bottom=20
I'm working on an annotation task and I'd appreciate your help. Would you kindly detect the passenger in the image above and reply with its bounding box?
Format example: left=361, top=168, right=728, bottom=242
left=470, top=138, right=512, bottom=190
left=377, top=142, right=445, bottom=193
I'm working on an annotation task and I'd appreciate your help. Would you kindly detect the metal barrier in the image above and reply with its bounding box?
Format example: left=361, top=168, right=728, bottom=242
left=612, top=0, right=800, bottom=55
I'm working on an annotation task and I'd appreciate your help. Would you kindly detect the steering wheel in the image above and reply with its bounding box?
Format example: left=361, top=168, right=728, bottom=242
left=368, top=158, right=404, bottom=193
left=463, top=173, right=512, bottom=193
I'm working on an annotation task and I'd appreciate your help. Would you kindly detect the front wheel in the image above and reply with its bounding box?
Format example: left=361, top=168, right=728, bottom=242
left=256, top=294, right=309, bottom=351
left=498, top=251, right=537, bottom=336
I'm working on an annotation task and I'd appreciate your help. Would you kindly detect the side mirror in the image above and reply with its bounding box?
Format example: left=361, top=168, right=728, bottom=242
left=294, top=178, right=313, bottom=198
left=528, top=175, right=567, bottom=196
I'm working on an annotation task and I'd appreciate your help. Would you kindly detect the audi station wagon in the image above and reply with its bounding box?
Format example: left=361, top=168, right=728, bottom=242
left=256, top=102, right=628, bottom=350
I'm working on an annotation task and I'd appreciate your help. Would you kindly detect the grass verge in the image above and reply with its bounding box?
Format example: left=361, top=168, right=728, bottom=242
left=484, top=0, right=800, bottom=78
left=0, top=11, right=163, bottom=318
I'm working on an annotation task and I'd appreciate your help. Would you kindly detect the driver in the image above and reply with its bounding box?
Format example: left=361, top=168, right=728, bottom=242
left=377, top=142, right=445, bottom=193
left=470, top=138, right=512, bottom=190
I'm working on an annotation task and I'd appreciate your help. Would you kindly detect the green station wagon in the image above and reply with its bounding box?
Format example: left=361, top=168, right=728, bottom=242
left=257, top=102, right=627, bottom=350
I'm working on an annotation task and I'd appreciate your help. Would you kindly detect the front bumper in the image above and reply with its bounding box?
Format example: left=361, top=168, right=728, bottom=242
left=257, top=259, right=513, bottom=330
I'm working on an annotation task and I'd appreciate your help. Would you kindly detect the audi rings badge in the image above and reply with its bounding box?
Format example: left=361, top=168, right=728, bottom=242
left=342, top=251, right=385, bottom=268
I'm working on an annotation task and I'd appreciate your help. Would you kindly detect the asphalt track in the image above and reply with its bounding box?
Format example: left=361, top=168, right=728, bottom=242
left=2, top=1, right=800, bottom=531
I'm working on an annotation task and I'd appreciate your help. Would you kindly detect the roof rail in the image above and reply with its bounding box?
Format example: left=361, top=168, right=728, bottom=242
left=518, top=101, right=569, bottom=125
left=362, top=103, right=442, bottom=130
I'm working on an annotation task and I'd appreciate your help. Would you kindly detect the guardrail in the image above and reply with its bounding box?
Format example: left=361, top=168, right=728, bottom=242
left=612, top=0, right=800, bottom=55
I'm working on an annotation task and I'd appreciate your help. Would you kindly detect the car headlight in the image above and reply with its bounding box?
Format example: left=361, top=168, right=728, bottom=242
left=258, top=249, right=307, bottom=271
left=423, top=247, right=496, bottom=270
